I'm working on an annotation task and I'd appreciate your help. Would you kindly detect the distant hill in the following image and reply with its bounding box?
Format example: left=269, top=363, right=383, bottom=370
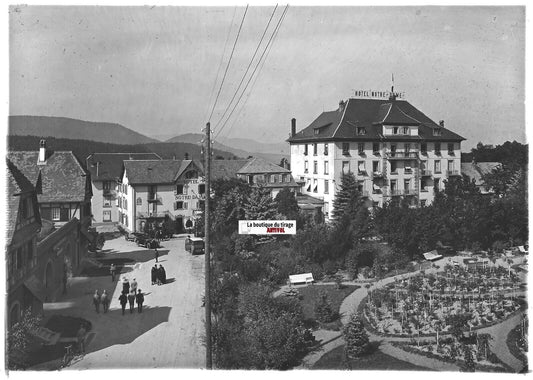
left=217, top=136, right=289, bottom=155
left=8, top=135, right=238, bottom=170
left=166, top=133, right=288, bottom=165
left=8, top=116, right=158, bottom=145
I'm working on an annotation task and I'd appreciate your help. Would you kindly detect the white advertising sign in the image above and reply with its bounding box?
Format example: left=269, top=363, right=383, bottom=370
left=238, top=220, right=296, bottom=235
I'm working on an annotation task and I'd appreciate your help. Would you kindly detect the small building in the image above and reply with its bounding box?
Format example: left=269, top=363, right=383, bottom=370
left=86, top=152, right=162, bottom=225
left=212, top=157, right=299, bottom=198
left=6, top=159, right=43, bottom=327
left=117, top=159, right=206, bottom=233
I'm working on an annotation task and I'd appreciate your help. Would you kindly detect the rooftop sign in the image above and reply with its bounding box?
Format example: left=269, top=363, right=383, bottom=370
left=352, top=89, right=406, bottom=100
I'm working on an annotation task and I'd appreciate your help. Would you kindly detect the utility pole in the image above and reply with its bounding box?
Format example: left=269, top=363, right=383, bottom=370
left=204, top=122, right=212, bottom=369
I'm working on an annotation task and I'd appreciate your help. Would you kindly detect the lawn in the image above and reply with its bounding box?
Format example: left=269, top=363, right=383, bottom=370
left=297, top=284, right=359, bottom=330
left=506, top=323, right=528, bottom=370
left=313, top=343, right=429, bottom=371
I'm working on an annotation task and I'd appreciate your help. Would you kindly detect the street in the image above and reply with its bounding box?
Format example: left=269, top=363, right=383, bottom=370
left=44, top=235, right=206, bottom=369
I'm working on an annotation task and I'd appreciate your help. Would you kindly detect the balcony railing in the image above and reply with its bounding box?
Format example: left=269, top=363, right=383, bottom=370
left=372, top=171, right=384, bottom=178
left=404, top=168, right=413, bottom=174
left=389, top=189, right=417, bottom=196
left=386, top=151, right=419, bottom=160
left=357, top=170, right=368, bottom=177
left=447, top=170, right=461, bottom=176
left=420, top=169, right=433, bottom=177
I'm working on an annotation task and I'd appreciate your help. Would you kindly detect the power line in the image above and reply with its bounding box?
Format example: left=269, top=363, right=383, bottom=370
left=221, top=4, right=286, bottom=140
left=214, top=5, right=289, bottom=140
left=213, top=5, right=278, bottom=129
left=203, top=7, right=237, bottom=124
left=207, top=5, right=249, bottom=123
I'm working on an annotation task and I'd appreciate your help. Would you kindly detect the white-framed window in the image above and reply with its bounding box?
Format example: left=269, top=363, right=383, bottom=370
left=324, top=161, right=329, bottom=175
left=358, top=143, right=365, bottom=155
left=52, top=207, right=60, bottom=221
left=434, top=160, right=441, bottom=173
left=435, top=142, right=441, bottom=155
left=448, top=143, right=455, bottom=155
left=313, top=161, right=318, bottom=174
left=342, top=161, right=350, bottom=174
left=342, top=142, right=350, bottom=155
left=402, top=127, right=409, bottom=135
left=358, top=161, right=366, bottom=174
left=324, top=143, right=329, bottom=156
left=313, top=179, right=318, bottom=193
left=103, top=197, right=111, bottom=208
left=313, top=143, right=318, bottom=156
left=448, top=160, right=454, bottom=172
left=304, top=161, right=308, bottom=173
left=357, top=127, right=366, bottom=135
left=103, top=210, right=111, bottom=222
left=324, top=179, right=329, bottom=194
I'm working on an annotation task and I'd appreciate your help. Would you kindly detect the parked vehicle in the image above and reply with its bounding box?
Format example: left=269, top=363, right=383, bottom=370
left=185, top=237, right=204, bottom=255
left=125, top=232, right=144, bottom=242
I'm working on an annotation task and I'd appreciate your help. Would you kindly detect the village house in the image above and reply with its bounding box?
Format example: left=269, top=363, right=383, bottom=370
left=287, top=93, right=465, bottom=219
left=8, top=140, right=93, bottom=286
left=117, top=159, right=206, bottom=233
left=86, top=152, right=162, bottom=226
left=212, top=157, right=299, bottom=198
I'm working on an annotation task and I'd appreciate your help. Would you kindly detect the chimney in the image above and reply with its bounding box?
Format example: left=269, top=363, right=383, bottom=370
left=439, top=120, right=445, bottom=127
left=338, top=100, right=346, bottom=112
left=291, top=118, right=296, bottom=137
left=184, top=152, right=189, bottom=160
left=38, top=139, right=46, bottom=163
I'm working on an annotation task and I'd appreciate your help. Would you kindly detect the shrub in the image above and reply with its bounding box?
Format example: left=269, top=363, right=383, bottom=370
left=314, top=290, right=336, bottom=323
left=7, top=309, right=42, bottom=370
left=343, top=313, right=370, bottom=359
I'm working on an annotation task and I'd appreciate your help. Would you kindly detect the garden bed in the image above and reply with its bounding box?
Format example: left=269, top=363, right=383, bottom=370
left=313, top=343, right=428, bottom=371
left=390, top=341, right=511, bottom=372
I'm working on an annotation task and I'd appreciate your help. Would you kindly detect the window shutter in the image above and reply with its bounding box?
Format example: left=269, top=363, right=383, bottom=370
left=174, top=201, right=178, bottom=210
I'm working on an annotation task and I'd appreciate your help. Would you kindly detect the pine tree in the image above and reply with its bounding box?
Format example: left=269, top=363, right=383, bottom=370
left=343, top=313, right=369, bottom=359
left=314, top=290, right=336, bottom=323
left=331, top=172, right=360, bottom=220
left=274, top=188, right=299, bottom=218
left=462, top=344, right=476, bottom=372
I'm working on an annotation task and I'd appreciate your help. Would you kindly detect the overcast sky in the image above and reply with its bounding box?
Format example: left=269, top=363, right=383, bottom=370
left=9, top=6, right=525, bottom=150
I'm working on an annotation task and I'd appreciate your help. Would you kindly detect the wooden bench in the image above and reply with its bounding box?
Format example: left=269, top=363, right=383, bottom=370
left=289, top=273, right=314, bottom=286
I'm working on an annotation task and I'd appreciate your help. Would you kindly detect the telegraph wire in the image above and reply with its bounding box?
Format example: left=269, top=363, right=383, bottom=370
left=214, top=4, right=289, bottom=139
left=221, top=4, right=287, bottom=140
left=207, top=4, right=249, bottom=124
left=203, top=7, right=237, bottom=125
left=213, top=5, right=279, bottom=129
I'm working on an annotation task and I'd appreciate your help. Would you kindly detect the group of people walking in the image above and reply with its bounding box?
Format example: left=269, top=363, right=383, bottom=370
left=151, top=264, right=166, bottom=285
left=119, top=277, right=144, bottom=315
left=92, top=290, right=110, bottom=313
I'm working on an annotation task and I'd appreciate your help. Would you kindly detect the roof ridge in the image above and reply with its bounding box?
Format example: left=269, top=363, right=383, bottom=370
left=380, top=103, right=393, bottom=123
left=395, top=104, right=422, bottom=124
left=332, top=99, right=350, bottom=137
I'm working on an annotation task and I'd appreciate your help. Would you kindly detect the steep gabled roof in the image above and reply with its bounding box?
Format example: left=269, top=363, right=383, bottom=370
left=6, top=159, right=38, bottom=246
left=123, top=160, right=182, bottom=185
left=288, top=97, right=465, bottom=143
left=86, top=153, right=162, bottom=181
left=8, top=151, right=89, bottom=203
left=237, top=157, right=290, bottom=174
left=211, top=159, right=249, bottom=180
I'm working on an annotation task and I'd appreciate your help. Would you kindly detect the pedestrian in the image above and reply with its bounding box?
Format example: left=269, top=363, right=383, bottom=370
left=101, top=290, right=109, bottom=313
left=154, top=248, right=159, bottom=263
left=128, top=291, right=135, bottom=313
left=119, top=291, right=128, bottom=316
left=136, top=289, right=144, bottom=313
left=93, top=290, right=101, bottom=313
left=151, top=265, right=157, bottom=285
left=131, top=278, right=138, bottom=294
left=159, top=265, right=166, bottom=285
left=110, top=263, right=116, bottom=282
left=77, top=324, right=87, bottom=353
left=122, top=277, right=130, bottom=294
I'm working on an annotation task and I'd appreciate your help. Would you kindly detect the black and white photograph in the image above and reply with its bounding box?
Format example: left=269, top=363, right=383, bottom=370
left=5, top=3, right=528, bottom=373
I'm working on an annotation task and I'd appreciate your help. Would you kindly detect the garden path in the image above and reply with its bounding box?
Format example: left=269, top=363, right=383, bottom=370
left=299, top=256, right=525, bottom=371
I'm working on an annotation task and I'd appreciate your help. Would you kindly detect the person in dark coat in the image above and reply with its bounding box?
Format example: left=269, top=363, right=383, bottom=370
left=119, top=291, right=128, bottom=316
left=151, top=265, right=157, bottom=285
left=136, top=289, right=144, bottom=313
left=128, top=291, right=135, bottom=313
left=110, top=263, right=116, bottom=282
left=154, top=248, right=159, bottom=263
left=101, top=290, right=109, bottom=313
left=93, top=290, right=101, bottom=313
left=159, top=265, right=166, bottom=285
left=122, top=277, right=130, bottom=294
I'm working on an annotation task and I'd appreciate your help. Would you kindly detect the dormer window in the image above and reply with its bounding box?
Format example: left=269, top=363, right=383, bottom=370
left=433, top=128, right=442, bottom=136
left=356, top=127, right=366, bottom=135
left=393, top=127, right=399, bottom=135
left=314, top=128, right=320, bottom=135
left=402, top=127, right=409, bottom=135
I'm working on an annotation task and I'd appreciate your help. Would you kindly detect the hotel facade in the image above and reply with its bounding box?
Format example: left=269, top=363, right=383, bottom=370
left=288, top=94, right=465, bottom=219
